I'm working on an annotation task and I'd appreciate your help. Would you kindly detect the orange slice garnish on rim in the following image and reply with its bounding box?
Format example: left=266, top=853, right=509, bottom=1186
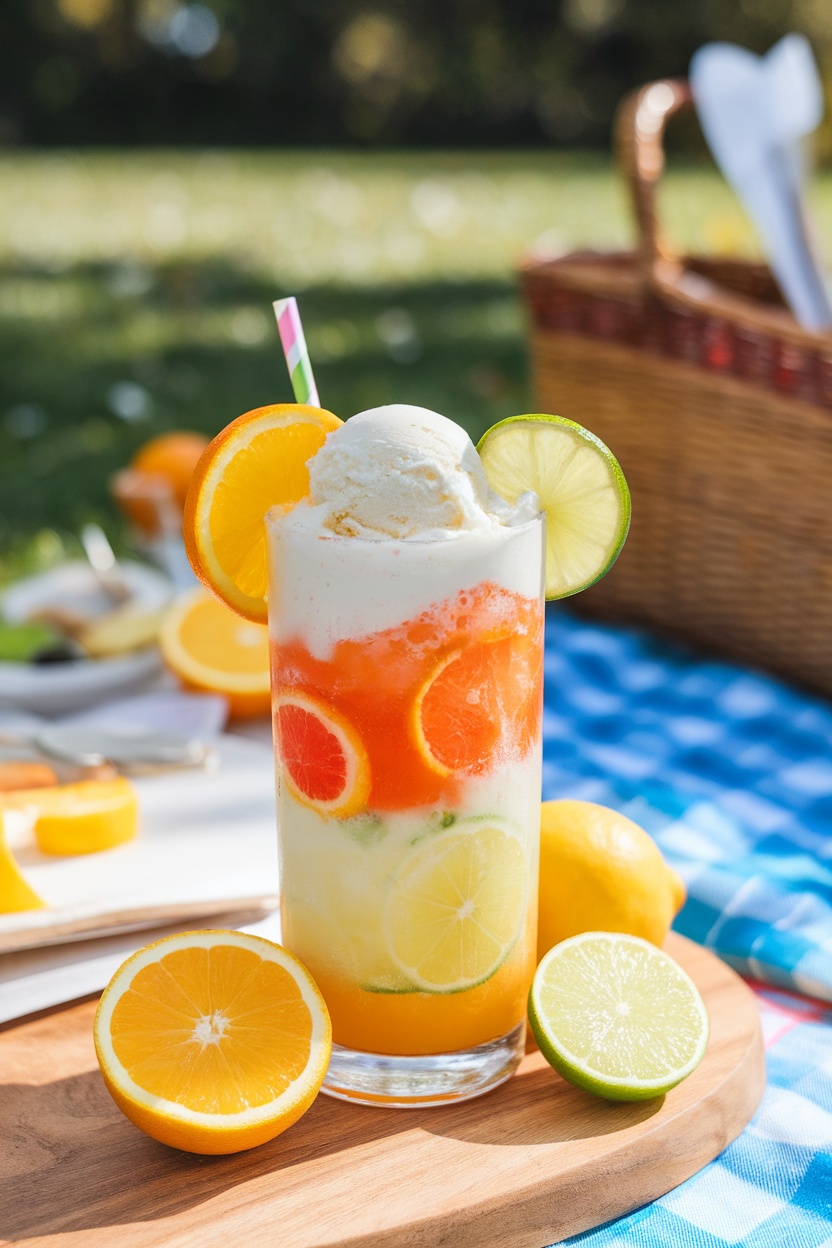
left=411, top=634, right=540, bottom=776
left=93, top=930, right=332, bottom=1155
left=183, top=404, right=342, bottom=623
left=275, top=691, right=370, bottom=819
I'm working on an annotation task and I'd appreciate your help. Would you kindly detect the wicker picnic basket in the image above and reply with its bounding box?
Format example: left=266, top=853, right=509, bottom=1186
left=521, top=78, right=832, bottom=696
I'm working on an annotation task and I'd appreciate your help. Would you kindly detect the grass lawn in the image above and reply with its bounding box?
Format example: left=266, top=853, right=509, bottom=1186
left=3, top=146, right=818, bottom=582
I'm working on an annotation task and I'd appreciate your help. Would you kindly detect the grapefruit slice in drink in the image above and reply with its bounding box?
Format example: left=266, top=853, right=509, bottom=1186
left=275, top=691, right=370, bottom=819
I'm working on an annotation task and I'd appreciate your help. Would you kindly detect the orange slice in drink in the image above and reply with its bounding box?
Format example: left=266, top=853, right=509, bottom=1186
left=160, top=588, right=271, bottom=720
left=412, top=634, right=541, bottom=775
left=412, top=638, right=508, bottom=775
left=275, top=691, right=370, bottom=819
left=93, top=930, right=332, bottom=1154
left=184, top=404, right=342, bottom=623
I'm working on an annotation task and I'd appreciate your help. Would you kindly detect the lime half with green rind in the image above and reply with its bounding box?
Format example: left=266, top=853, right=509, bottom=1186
left=477, top=414, right=631, bottom=601
left=528, top=932, right=709, bottom=1101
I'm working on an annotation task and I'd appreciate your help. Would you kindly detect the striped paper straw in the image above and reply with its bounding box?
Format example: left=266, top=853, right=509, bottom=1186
left=272, top=297, right=320, bottom=407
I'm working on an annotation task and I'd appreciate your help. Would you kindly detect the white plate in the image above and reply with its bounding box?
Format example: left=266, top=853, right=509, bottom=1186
left=0, top=734, right=278, bottom=954
left=0, top=560, right=172, bottom=716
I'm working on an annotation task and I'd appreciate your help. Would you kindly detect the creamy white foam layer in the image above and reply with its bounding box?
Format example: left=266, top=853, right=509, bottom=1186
left=267, top=515, right=543, bottom=658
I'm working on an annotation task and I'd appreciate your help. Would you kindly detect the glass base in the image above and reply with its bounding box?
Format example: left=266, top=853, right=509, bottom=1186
left=321, top=1021, right=525, bottom=1107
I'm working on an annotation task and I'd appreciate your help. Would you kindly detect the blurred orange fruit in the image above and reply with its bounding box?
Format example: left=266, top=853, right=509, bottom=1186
left=111, top=468, right=179, bottom=538
left=183, top=404, right=342, bottom=623
left=114, top=431, right=209, bottom=537
left=132, top=431, right=209, bottom=509
left=0, top=761, right=58, bottom=792
left=160, top=587, right=271, bottom=720
left=93, top=930, right=332, bottom=1154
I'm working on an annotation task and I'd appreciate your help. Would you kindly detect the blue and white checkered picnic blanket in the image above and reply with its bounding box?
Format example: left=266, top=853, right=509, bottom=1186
left=541, top=608, right=832, bottom=1248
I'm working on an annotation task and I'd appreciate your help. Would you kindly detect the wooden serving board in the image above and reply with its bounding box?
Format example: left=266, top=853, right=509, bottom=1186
left=0, top=934, right=764, bottom=1248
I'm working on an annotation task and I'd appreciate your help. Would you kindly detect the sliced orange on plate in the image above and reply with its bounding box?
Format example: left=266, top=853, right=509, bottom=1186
left=93, top=930, right=332, bottom=1154
left=2, top=777, right=138, bottom=856
left=0, top=812, right=45, bottom=912
left=160, top=587, right=271, bottom=720
left=0, top=761, right=58, bottom=792
left=183, top=403, right=342, bottom=623
left=412, top=634, right=541, bottom=775
left=274, top=691, right=370, bottom=819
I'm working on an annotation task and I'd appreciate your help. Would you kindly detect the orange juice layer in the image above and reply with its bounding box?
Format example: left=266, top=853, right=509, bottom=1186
left=292, top=929, right=537, bottom=1056
left=272, top=580, right=543, bottom=812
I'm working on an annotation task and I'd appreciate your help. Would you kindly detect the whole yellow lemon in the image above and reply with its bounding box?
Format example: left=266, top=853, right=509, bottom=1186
left=537, top=800, right=686, bottom=961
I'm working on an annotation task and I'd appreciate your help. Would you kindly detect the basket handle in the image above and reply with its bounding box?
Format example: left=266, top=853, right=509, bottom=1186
left=615, top=78, right=692, bottom=280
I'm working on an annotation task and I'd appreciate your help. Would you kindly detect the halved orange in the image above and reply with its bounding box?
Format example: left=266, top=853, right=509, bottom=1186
left=275, top=691, right=370, bottom=819
left=160, top=587, right=271, bottom=720
left=412, top=634, right=540, bottom=775
left=93, top=930, right=331, bottom=1155
left=183, top=404, right=342, bottom=623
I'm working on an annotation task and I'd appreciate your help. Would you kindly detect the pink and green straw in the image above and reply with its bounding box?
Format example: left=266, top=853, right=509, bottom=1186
left=272, top=297, right=320, bottom=408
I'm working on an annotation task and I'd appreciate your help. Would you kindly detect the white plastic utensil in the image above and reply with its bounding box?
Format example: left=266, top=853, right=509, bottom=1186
left=0, top=726, right=214, bottom=774
left=691, top=35, right=832, bottom=331
left=80, top=523, right=133, bottom=605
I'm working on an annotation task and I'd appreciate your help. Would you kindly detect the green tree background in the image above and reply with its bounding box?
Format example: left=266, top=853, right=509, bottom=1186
left=3, top=0, right=830, bottom=152
left=3, top=0, right=832, bottom=575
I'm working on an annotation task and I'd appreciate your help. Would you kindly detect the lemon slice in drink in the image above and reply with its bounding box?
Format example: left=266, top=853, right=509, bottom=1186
left=477, top=414, right=630, bottom=600
left=383, top=820, right=526, bottom=993
left=529, top=932, right=709, bottom=1101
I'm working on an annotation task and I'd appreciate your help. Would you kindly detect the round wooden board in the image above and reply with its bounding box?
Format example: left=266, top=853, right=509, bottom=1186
left=0, top=933, right=764, bottom=1248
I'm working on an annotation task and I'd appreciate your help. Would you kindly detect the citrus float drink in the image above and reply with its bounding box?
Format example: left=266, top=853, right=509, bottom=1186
left=184, top=391, right=630, bottom=1108
left=267, top=407, right=545, bottom=1105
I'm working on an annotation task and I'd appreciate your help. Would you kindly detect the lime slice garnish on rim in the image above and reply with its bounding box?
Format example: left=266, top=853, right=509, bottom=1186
left=528, top=932, right=709, bottom=1102
left=383, top=820, right=527, bottom=993
left=477, top=414, right=631, bottom=600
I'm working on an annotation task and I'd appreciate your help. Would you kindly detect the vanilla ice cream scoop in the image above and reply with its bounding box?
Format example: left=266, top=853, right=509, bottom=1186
left=307, top=404, right=509, bottom=539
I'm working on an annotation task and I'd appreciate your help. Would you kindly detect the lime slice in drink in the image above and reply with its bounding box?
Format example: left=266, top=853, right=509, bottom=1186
left=383, top=821, right=527, bottom=993
left=477, top=414, right=631, bottom=600
left=529, top=932, right=709, bottom=1101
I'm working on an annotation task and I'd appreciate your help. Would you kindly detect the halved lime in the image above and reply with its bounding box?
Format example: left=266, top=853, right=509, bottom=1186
left=477, top=414, right=631, bottom=600
left=383, top=820, right=527, bottom=993
left=528, top=932, right=709, bottom=1101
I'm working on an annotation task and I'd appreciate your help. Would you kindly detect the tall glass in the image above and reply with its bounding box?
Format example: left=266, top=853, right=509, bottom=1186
left=267, top=511, right=545, bottom=1106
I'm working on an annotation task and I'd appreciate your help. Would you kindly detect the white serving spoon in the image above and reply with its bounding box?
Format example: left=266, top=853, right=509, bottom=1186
left=691, top=35, right=832, bottom=331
